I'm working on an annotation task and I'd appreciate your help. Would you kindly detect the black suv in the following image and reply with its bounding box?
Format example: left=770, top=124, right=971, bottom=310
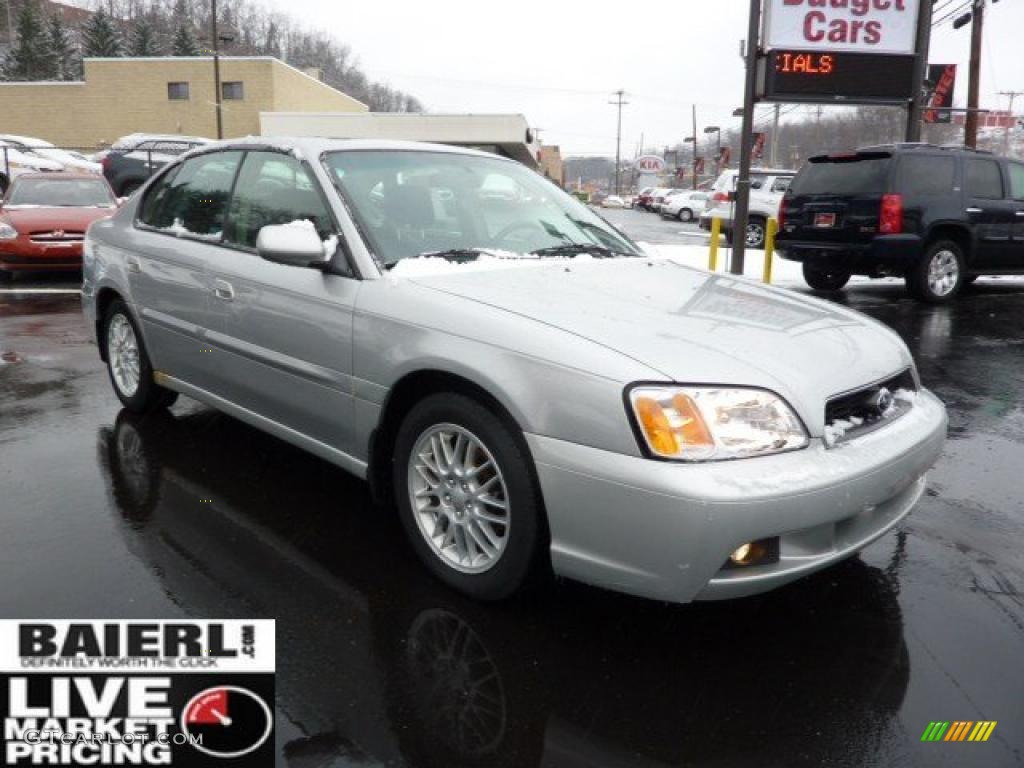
left=776, top=144, right=1024, bottom=303
left=102, top=138, right=209, bottom=197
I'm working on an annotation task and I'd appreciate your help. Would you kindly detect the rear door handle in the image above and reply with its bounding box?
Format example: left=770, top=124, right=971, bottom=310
left=1016, top=211, right=1024, bottom=218
left=965, top=207, right=984, bottom=214
left=126, top=256, right=141, bottom=273
left=213, top=279, right=234, bottom=301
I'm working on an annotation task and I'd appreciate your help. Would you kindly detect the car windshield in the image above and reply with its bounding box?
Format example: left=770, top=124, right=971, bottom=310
left=322, top=150, right=642, bottom=266
left=7, top=178, right=115, bottom=207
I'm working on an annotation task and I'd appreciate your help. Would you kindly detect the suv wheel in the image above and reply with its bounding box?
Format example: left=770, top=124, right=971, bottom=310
left=908, top=240, right=966, bottom=303
left=677, top=208, right=694, bottom=222
left=393, top=393, right=546, bottom=600
left=803, top=263, right=851, bottom=292
left=103, top=299, right=178, bottom=412
left=745, top=217, right=766, bottom=249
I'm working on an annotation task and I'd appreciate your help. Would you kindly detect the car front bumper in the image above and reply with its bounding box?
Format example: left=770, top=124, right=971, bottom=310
left=527, top=389, right=946, bottom=604
left=0, top=238, right=83, bottom=270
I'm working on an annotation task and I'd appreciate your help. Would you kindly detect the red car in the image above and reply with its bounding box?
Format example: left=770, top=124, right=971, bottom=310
left=0, top=172, right=118, bottom=278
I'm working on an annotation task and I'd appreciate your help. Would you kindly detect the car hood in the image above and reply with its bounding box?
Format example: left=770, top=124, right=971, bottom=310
left=405, top=258, right=913, bottom=433
left=1, top=206, right=115, bottom=232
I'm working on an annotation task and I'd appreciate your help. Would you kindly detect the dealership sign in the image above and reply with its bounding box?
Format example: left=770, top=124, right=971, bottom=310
left=763, top=0, right=922, bottom=55
left=635, top=155, right=666, bottom=174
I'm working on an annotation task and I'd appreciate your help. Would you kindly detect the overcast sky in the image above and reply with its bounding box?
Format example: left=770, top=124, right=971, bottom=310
left=271, top=0, right=1021, bottom=157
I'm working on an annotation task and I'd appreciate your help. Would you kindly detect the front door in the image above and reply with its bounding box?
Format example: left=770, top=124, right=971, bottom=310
left=128, top=150, right=243, bottom=392
left=204, top=150, right=360, bottom=457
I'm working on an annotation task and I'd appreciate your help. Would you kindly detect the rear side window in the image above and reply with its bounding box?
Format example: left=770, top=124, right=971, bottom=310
left=1007, top=162, right=1024, bottom=200
left=896, top=155, right=955, bottom=197
left=790, top=156, right=891, bottom=196
left=224, top=151, right=333, bottom=250
left=964, top=158, right=1004, bottom=200
left=138, top=151, right=243, bottom=238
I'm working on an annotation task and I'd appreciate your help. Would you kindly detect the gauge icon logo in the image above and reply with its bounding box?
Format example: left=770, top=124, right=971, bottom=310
left=181, top=685, right=273, bottom=759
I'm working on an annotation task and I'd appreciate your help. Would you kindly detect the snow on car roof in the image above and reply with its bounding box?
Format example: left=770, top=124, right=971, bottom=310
left=205, top=136, right=515, bottom=161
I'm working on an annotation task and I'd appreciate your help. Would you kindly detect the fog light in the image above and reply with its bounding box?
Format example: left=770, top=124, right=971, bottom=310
left=730, top=542, right=756, bottom=565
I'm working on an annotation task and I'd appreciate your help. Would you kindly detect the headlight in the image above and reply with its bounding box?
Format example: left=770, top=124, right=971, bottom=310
left=0, top=222, right=18, bottom=240
left=628, top=386, right=808, bottom=461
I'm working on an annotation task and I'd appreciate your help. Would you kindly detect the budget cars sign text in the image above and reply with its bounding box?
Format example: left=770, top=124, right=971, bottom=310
left=764, top=0, right=922, bottom=54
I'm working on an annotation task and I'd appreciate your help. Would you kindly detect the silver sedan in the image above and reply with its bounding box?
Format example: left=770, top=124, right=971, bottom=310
left=82, top=138, right=947, bottom=603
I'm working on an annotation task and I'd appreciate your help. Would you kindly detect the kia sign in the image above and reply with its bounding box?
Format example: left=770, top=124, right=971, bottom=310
left=635, top=155, right=666, bottom=174
left=763, top=0, right=921, bottom=55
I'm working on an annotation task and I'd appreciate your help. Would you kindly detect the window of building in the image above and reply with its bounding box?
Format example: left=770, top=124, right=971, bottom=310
left=167, top=82, right=190, bottom=101
left=222, top=81, right=244, bottom=100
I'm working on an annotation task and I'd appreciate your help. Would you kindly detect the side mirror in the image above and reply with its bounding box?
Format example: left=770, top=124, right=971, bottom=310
left=256, top=224, right=331, bottom=269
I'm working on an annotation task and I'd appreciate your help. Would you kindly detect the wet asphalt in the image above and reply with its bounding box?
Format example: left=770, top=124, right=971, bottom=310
left=1, top=262, right=1022, bottom=767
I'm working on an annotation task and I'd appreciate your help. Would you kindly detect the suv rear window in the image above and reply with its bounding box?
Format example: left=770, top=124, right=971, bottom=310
left=790, top=154, right=891, bottom=196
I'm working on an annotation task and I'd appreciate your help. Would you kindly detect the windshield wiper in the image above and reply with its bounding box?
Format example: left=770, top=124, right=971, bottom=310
left=531, top=244, right=636, bottom=259
left=384, top=248, right=500, bottom=269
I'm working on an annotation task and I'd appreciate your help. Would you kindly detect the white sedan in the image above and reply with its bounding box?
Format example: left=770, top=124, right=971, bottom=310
left=661, top=190, right=710, bottom=222
left=0, top=135, right=103, bottom=175
left=601, top=195, right=625, bottom=209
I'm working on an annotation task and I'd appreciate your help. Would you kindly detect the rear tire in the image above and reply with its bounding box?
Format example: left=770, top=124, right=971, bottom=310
left=102, top=299, right=178, bottom=412
left=393, top=393, right=546, bottom=601
left=907, top=240, right=966, bottom=304
left=803, top=263, right=851, bottom=291
left=677, top=208, right=694, bottom=222
left=745, top=217, right=767, bottom=249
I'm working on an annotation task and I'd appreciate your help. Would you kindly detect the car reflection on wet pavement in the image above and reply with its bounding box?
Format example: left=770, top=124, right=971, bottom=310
left=1, top=281, right=1022, bottom=768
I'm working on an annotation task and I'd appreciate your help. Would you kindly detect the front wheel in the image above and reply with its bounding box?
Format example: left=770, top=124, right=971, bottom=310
left=103, top=299, right=178, bottom=412
left=745, top=217, right=767, bottom=249
left=677, top=208, right=693, bottom=222
left=393, top=393, right=546, bottom=601
left=803, top=263, right=852, bottom=292
left=907, top=240, right=966, bottom=303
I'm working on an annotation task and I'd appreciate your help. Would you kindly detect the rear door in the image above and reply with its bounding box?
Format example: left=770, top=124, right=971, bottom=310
left=129, top=150, right=244, bottom=391
left=781, top=152, right=893, bottom=246
left=204, top=149, right=360, bottom=456
left=963, top=155, right=1015, bottom=268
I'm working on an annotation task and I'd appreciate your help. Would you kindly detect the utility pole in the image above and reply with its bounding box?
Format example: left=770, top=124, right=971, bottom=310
left=691, top=104, right=698, bottom=190
left=964, top=0, right=984, bottom=149
left=998, top=91, right=1022, bottom=154
left=609, top=90, right=628, bottom=196
left=211, top=0, right=224, bottom=140
left=731, top=0, right=762, bottom=276
left=905, top=0, right=934, bottom=142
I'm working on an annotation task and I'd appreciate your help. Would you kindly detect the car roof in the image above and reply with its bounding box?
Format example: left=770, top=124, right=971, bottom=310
left=11, top=172, right=111, bottom=181
left=190, top=136, right=515, bottom=163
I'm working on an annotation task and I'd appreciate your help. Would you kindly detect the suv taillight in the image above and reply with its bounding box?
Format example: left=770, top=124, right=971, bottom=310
left=712, top=191, right=729, bottom=203
left=879, top=194, right=903, bottom=234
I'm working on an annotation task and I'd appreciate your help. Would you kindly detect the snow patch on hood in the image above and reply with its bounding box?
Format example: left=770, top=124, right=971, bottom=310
left=388, top=251, right=606, bottom=278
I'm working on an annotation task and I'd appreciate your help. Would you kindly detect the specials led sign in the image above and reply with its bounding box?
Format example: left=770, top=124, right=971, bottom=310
left=761, top=50, right=917, bottom=104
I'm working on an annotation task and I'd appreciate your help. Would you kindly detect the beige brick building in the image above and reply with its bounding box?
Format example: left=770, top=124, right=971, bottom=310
left=538, top=145, right=565, bottom=187
left=0, top=56, right=368, bottom=149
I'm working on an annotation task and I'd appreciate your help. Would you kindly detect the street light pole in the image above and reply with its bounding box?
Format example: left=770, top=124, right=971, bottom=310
left=964, top=0, right=984, bottom=149
left=609, top=89, right=628, bottom=196
left=905, top=0, right=933, bottom=142
left=211, top=0, right=224, bottom=140
left=730, top=0, right=762, bottom=276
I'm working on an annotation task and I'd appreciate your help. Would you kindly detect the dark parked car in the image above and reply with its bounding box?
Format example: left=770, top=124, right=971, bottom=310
left=102, top=136, right=210, bottom=197
left=776, top=144, right=1024, bottom=303
left=635, top=187, right=655, bottom=210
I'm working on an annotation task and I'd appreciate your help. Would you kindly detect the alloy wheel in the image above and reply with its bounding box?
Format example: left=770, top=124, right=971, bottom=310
left=927, top=249, right=959, bottom=297
left=407, top=424, right=510, bottom=574
left=108, top=314, right=141, bottom=397
left=745, top=221, right=765, bottom=248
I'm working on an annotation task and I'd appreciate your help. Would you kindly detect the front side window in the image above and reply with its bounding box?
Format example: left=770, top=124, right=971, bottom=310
left=224, top=151, right=333, bottom=250
left=167, top=82, right=190, bottom=100
left=138, top=151, right=243, bottom=239
left=322, top=150, right=641, bottom=267
left=964, top=158, right=1004, bottom=200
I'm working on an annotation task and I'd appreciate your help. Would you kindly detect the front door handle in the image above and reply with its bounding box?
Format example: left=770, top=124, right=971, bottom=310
left=965, top=207, right=984, bottom=214
left=126, top=256, right=141, bottom=273
left=213, top=279, right=234, bottom=301
left=1015, top=211, right=1024, bottom=218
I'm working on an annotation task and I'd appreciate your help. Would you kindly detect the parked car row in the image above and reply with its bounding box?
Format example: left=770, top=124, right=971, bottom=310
left=0, top=134, right=103, bottom=194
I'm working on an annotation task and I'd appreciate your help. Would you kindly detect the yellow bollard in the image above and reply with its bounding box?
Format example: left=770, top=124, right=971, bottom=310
left=763, top=218, right=778, bottom=284
left=708, top=217, right=721, bottom=272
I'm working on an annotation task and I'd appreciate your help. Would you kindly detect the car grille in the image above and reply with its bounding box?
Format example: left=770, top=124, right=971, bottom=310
left=824, top=369, right=917, bottom=446
left=29, top=230, right=85, bottom=243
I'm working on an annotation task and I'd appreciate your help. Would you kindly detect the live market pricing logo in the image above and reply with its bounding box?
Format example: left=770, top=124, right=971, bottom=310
left=0, top=620, right=276, bottom=767
left=921, top=721, right=998, bottom=742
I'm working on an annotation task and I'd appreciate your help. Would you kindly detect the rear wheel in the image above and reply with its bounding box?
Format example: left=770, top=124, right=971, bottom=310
left=677, top=208, right=694, bottom=222
left=393, top=393, right=546, bottom=601
left=103, top=299, right=178, bottom=412
left=803, top=263, right=851, bottom=292
left=907, top=240, right=965, bottom=303
left=745, top=217, right=767, bottom=249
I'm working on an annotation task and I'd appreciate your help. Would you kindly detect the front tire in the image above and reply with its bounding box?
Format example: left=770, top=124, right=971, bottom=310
left=102, top=299, right=178, bottom=412
left=907, top=240, right=966, bottom=303
left=677, top=208, right=694, bottom=222
left=803, top=263, right=852, bottom=292
left=393, top=393, right=546, bottom=601
left=745, top=216, right=767, bottom=249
